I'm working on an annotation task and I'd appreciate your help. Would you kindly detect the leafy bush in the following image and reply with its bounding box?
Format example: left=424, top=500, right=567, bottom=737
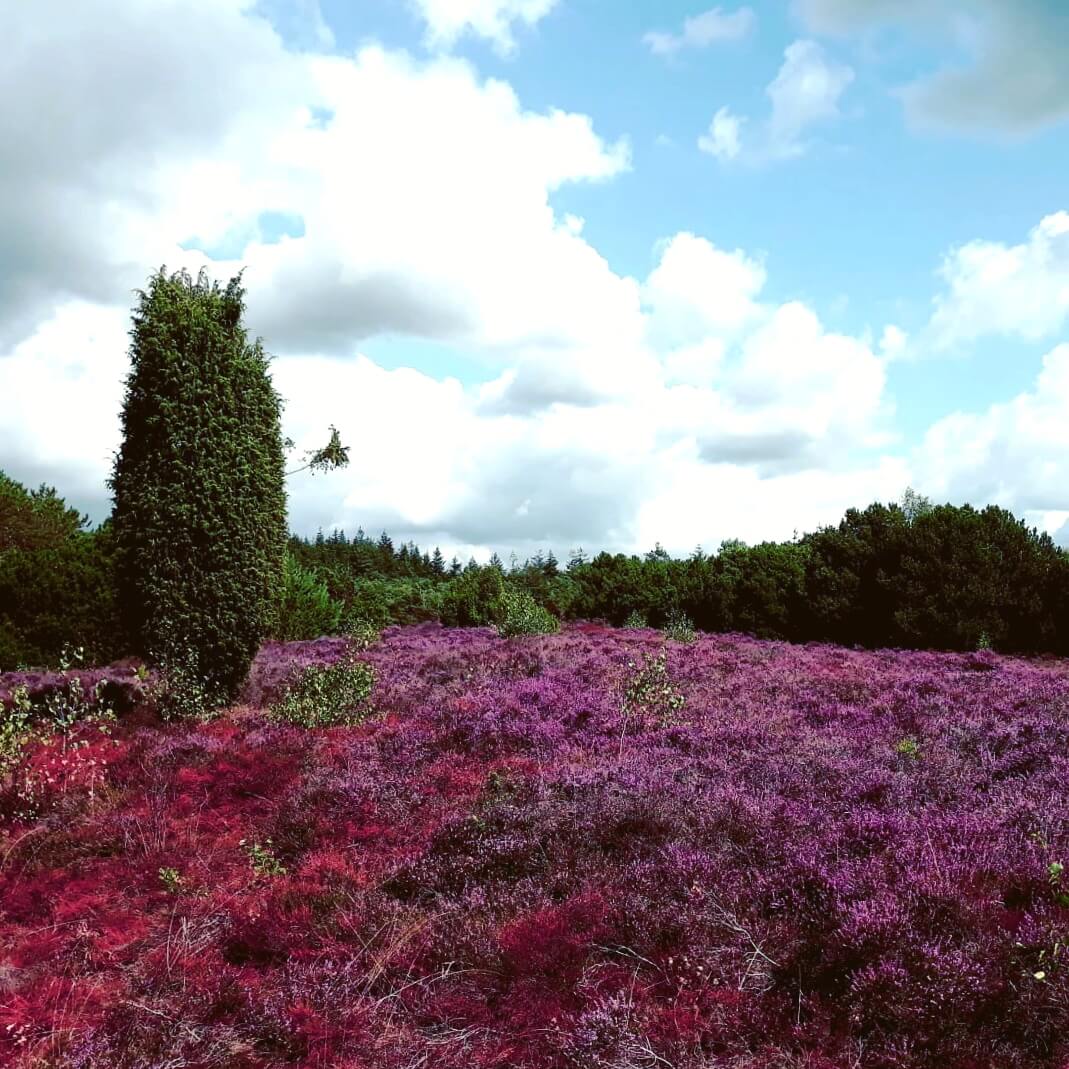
left=663, top=609, right=696, bottom=643
left=495, top=585, right=560, bottom=638
left=273, top=553, right=343, bottom=641
left=109, top=268, right=286, bottom=707
left=269, top=651, right=375, bottom=728
left=620, top=648, right=686, bottom=736
left=342, top=577, right=437, bottom=630
left=431, top=566, right=506, bottom=628
left=623, top=610, right=647, bottom=629
left=146, top=640, right=216, bottom=721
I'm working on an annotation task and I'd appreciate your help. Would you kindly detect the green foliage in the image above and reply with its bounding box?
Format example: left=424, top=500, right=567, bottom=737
left=432, top=566, right=507, bottom=628
left=109, top=268, right=287, bottom=707
left=495, top=584, right=560, bottom=638
left=895, top=736, right=921, bottom=760
left=285, top=424, right=351, bottom=477
left=273, top=552, right=343, bottom=641
left=1, top=645, right=116, bottom=820
left=620, top=649, right=686, bottom=747
left=346, top=617, right=382, bottom=651
left=146, top=640, right=216, bottom=722
left=158, top=867, right=184, bottom=894
left=1048, top=861, right=1069, bottom=909
left=663, top=609, right=697, bottom=643
left=239, top=838, right=286, bottom=877
left=0, top=474, right=122, bottom=671
left=623, top=610, right=648, bottom=629
left=0, top=471, right=87, bottom=554
left=341, top=576, right=437, bottom=630
left=270, top=652, right=375, bottom=728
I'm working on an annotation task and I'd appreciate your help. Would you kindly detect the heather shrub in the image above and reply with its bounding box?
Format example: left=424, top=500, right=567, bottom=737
left=495, top=585, right=560, bottom=638
left=269, top=652, right=375, bottom=728
left=109, top=268, right=287, bottom=707
left=0, top=645, right=116, bottom=820
left=274, top=552, right=343, bottom=641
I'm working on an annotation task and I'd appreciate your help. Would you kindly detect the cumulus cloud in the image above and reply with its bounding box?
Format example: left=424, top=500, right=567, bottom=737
left=794, top=0, right=1069, bottom=136
left=927, top=211, right=1069, bottom=350
left=411, top=0, right=559, bottom=55
left=700, top=40, right=854, bottom=163
left=0, top=0, right=313, bottom=350
left=698, top=107, right=745, bottom=161
left=644, top=6, right=756, bottom=57
left=916, top=344, right=1069, bottom=516
left=642, top=232, right=766, bottom=345
left=3, top=0, right=906, bottom=559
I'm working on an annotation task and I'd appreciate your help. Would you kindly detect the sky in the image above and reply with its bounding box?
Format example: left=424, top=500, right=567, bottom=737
left=3, top=0, right=1069, bottom=563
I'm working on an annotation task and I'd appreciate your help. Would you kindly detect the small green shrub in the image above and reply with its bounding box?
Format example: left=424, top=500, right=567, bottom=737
left=158, top=866, right=184, bottom=893
left=495, top=585, right=560, bottom=638
left=431, top=567, right=506, bottom=628
left=270, top=652, right=375, bottom=728
left=623, top=610, right=648, bottom=629
left=895, top=736, right=921, bottom=760
left=343, top=577, right=436, bottom=630
left=346, top=618, right=382, bottom=651
left=663, top=610, right=697, bottom=643
left=274, top=553, right=343, bottom=641
left=620, top=648, right=686, bottom=744
left=147, top=640, right=218, bottom=721
left=239, top=838, right=286, bottom=877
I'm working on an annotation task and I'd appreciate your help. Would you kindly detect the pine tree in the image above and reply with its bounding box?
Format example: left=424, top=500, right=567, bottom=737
left=109, top=268, right=286, bottom=706
left=431, top=547, right=446, bottom=575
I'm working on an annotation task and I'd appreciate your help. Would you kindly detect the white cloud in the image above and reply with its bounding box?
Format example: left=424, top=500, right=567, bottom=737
left=411, top=0, right=559, bottom=55
left=698, top=106, right=745, bottom=160
left=642, top=232, right=766, bottom=346
left=2, top=0, right=905, bottom=559
left=702, top=39, right=854, bottom=163
left=765, top=39, right=855, bottom=157
left=927, top=212, right=1069, bottom=350
left=794, top=0, right=1069, bottom=136
left=644, top=6, right=756, bottom=57
left=916, top=344, right=1069, bottom=515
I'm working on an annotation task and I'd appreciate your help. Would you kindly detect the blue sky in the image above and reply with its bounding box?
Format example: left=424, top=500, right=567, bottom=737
left=3, top=0, right=1069, bottom=558
left=325, top=0, right=1069, bottom=431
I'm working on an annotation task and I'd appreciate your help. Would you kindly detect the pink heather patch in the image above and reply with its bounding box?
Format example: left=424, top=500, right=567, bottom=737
left=1, top=624, right=1068, bottom=1067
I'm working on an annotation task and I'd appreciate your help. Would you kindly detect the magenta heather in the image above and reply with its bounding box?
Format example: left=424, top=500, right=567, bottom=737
left=2, top=623, right=1069, bottom=1067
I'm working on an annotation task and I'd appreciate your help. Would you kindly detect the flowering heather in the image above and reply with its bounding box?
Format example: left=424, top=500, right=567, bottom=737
left=2, top=623, right=1069, bottom=1067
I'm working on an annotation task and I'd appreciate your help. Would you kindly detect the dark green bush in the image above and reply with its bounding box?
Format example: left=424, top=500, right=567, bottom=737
left=274, top=553, right=343, bottom=641
left=109, top=269, right=286, bottom=707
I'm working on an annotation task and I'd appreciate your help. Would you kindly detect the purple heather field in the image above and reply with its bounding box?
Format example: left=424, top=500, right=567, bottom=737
left=2, top=622, right=1069, bottom=1068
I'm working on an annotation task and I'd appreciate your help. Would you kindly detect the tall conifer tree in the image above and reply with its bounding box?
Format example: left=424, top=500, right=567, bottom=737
left=109, top=268, right=286, bottom=706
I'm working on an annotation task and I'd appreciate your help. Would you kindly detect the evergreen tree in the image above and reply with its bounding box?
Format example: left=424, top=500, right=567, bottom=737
left=449, top=556, right=463, bottom=577
left=109, top=268, right=286, bottom=705
left=431, top=547, right=446, bottom=575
